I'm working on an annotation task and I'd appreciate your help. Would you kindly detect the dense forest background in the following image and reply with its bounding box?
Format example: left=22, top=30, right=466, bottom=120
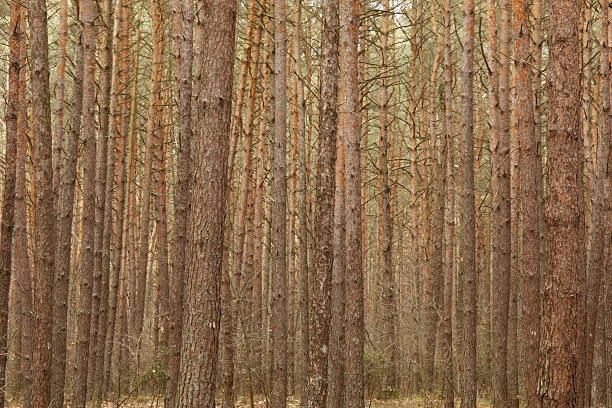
left=0, top=0, right=609, bottom=407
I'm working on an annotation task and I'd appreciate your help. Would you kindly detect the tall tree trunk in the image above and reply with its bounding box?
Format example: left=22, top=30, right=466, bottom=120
left=270, top=0, right=289, bottom=405
left=88, top=0, right=115, bottom=393
left=339, top=0, right=364, bottom=406
left=51, top=2, right=86, bottom=405
left=175, top=1, right=236, bottom=406
left=92, top=0, right=117, bottom=402
left=377, top=0, right=399, bottom=390
left=539, top=0, right=587, bottom=405
left=328, top=132, right=346, bottom=408
left=306, top=0, right=338, bottom=406
left=0, top=4, right=21, bottom=406
left=459, top=0, right=477, bottom=402
left=490, top=0, right=512, bottom=403
left=28, top=0, right=57, bottom=399
left=73, top=0, right=98, bottom=402
left=583, top=2, right=610, bottom=405
left=441, top=0, right=455, bottom=401
left=166, top=0, right=193, bottom=402
left=15, top=36, right=32, bottom=408
left=511, top=0, right=541, bottom=405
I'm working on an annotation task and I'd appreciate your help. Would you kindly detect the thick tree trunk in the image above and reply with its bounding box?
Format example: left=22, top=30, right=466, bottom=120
left=175, top=1, right=236, bottom=407
left=539, top=0, right=587, bottom=405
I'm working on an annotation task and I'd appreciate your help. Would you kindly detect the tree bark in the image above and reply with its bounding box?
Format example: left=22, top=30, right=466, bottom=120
left=306, top=0, right=338, bottom=406
left=28, top=0, right=57, bottom=400
left=175, top=1, right=236, bottom=407
left=0, top=4, right=21, bottom=406
left=490, top=0, right=512, bottom=404
left=460, top=0, right=477, bottom=402
left=270, top=0, right=289, bottom=405
left=339, top=0, right=364, bottom=406
left=583, top=2, right=610, bottom=406
left=539, top=0, right=587, bottom=405
left=441, top=0, right=455, bottom=401
left=166, top=0, right=192, bottom=402
left=73, top=0, right=98, bottom=402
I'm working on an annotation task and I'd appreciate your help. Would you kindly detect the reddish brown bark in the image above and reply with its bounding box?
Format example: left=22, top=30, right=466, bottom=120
left=306, top=0, right=338, bottom=406
left=175, top=1, right=236, bottom=406
left=28, top=0, right=57, bottom=400
left=539, top=0, right=587, bottom=405
left=270, top=0, right=289, bottom=405
left=73, top=0, right=98, bottom=402
left=339, top=0, right=364, bottom=406
left=0, top=4, right=22, bottom=406
left=459, top=0, right=477, bottom=402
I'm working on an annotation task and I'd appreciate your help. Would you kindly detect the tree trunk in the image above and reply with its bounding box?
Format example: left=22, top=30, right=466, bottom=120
left=339, top=0, right=364, bottom=406
left=306, top=1, right=338, bottom=406
left=15, top=34, right=31, bottom=408
left=459, top=0, right=477, bottom=403
left=583, top=2, right=610, bottom=405
left=539, top=0, right=587, bottom=405
left=166, top=0, right=192, bottom=402
left=175, top=1, right=236, bottom=406
left=441, top=0, right=454, bottom=401
left=0, top=4, right=21, bottom=406
left=490, top=0, right=512, bottom=403
left=28, top=0, right=57, bottom=399
left=511, top=0, right=541, bottom=405
left=51, top=2, right=86, bottom=404
left=73, top=0, right=98, bottom=402
left=270, top=0, right=289, bottom=405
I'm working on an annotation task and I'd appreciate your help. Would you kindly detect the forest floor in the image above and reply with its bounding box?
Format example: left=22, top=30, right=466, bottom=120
left=92, top=395, right=493, bottom=408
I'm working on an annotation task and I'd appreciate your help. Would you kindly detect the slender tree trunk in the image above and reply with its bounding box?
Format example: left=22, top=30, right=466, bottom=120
left=28, top=0, right=57, bottom=399
left=306, top=1, right=338, bottom=406
left=539, top=0, right=587, bottom=405
left=88, top=0, right=115, bottom=393
left=73, top=0, right=98, bottom=402
left=328, top=131, right=346, bottom=408
left=175, top=1, right=236, bottom=406
left=51, top=3, right=86, bottom=405
left=339, top=0, right=364, bottom=406
left=490, top=0, right=511, bottom=403
left=460, top=0, right=477, bottom=402
left=377, top=0, right=399, bottom=390
left=511, top=0, right=541, bottom=405
left=441, top=0, right=455, bottom=402
left=583, top=3, right=610, bottom=406
left=270, top=0, right=289, bottom=405
left=15, top=36, right=32, bottom=408
left=166, top=0, right=193, bottom=402
left=0, top=5, right=21, bottom=405
left=92, top=0, right=117, bottom=402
